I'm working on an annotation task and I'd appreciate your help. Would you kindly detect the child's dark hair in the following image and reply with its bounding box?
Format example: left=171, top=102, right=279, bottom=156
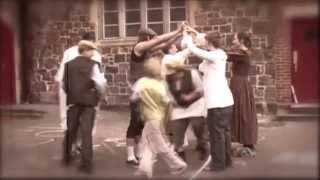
left=138, top=34, right=152, bottom=42
left=237, top=31, right=252, bottom=48
left=205, top=32, right=221, bottom=48
left=163, top=38, right=182, bottom=54
left=82, top=32, right=95, bottom=41
left=137, top=28, right=157, bottom=42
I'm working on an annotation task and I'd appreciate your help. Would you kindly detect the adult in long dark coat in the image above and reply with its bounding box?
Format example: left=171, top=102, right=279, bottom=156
left=227, top=31, right=258, bottom=153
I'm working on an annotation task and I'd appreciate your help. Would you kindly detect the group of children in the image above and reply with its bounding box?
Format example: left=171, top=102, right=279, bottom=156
left=57, top=22, right=258, bottom=177
left=125, top=22, right=257, bottom=178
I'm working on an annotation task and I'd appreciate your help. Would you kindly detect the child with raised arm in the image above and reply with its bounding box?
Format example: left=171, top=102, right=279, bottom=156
left=126, top=25, right=184, bottom=165
left=185, top=30, right=234, bottom=171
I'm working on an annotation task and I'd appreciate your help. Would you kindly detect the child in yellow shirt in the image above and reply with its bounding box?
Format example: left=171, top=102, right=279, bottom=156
left=133, top=57, right=187, bottom=178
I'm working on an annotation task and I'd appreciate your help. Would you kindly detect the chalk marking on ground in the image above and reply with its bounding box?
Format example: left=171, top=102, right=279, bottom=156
left=234, top=159, right=247, bottom=166
left=33, top=138, right=55, bottom=146
left=102, top=142, right=116, bottom=154
left=103, top=138, right=126, bottom=147
left=93, top=144, right=102, bottom=150
left=28, top=125, right=61, bottom=129
left=189, top=155, right=211, bottom=180
left=115, top=142, right=126, bottom=147
left=298, top=152, right=317, bottom=166
left=51, top=154, right=62, bottom=161
left=16, top=129, right=35, bottom=133
left=258, top=136, right=267, bottom=142
left=103, top=137, right=123, bottom=142
left=35, top=130, right=64, bottom=138
left=17, top=125, right=62, bottom=133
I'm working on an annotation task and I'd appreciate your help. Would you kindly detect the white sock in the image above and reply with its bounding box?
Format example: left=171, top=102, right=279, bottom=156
left=127, top=146, right=137, bottom=161
left=135, top=142, right=143, bottom=159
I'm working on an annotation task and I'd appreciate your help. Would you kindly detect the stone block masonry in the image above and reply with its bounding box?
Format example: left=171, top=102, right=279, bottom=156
left=194, top=0, right=277, bottom=113
left=25, top=0, right=295, bottom=114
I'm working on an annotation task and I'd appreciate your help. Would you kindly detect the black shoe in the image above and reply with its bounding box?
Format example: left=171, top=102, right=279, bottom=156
left=75, top=146, right=82, bottom=155
left=195, top=146, right=208, bottom=161
left=62, top=156, right=74, bottom=166
left=78, top=164, right=93, bottom=174
left=204, top=166, right=225, bottom=172
left=226, top=162, right=233, bottom=168
left=71, top=145, right=81, bottom=157
left=177, top=151, right=186, bottom=161
left=135, top=156, right=141, bottom=162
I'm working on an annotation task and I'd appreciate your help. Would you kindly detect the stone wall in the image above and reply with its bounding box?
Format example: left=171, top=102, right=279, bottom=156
left=26, top=0, right=95, bottom=103
left=25, top=0, right=278, bottom=112
left=97, top=0, right=279, bottom=110
left=24, top=0, right=316, bottom=113
left=99, top=45, right=133, bottom=105
left=26, top=0, right=134, bottom=106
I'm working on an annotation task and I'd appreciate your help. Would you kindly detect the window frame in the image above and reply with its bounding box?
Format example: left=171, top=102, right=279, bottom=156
left=98, top=0, right=188, bottom=42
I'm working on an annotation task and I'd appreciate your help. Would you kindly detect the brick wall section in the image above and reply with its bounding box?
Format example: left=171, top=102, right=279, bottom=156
left=259, top=0, right=318, bottom=104
left=273, top=27, right=292, bottom=103
left=193, top=0, right=277, bottom=113
left=271, top=1, right=293, bottom=103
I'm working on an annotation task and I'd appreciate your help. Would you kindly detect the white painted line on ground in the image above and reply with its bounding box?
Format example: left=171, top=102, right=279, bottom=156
left=189, top=155, right=211, bottom=180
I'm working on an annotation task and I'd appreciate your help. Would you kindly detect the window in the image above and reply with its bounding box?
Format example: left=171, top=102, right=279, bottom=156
left=104, top=0, right=120, bottom=37
left=169, top=0, right=186, bottom=31
left=102, top=0, right=186, bottom=40
left=147, top=0, right=164, bottom=34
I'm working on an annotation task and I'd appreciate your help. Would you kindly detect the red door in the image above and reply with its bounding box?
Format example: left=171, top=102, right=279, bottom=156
left=0, top=20, right=16, bottom=104
left=291, top=18, right=319, bottom=103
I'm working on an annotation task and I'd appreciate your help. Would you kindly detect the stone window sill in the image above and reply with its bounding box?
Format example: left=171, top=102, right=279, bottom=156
left=97, top=38, right=137, bottom=47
